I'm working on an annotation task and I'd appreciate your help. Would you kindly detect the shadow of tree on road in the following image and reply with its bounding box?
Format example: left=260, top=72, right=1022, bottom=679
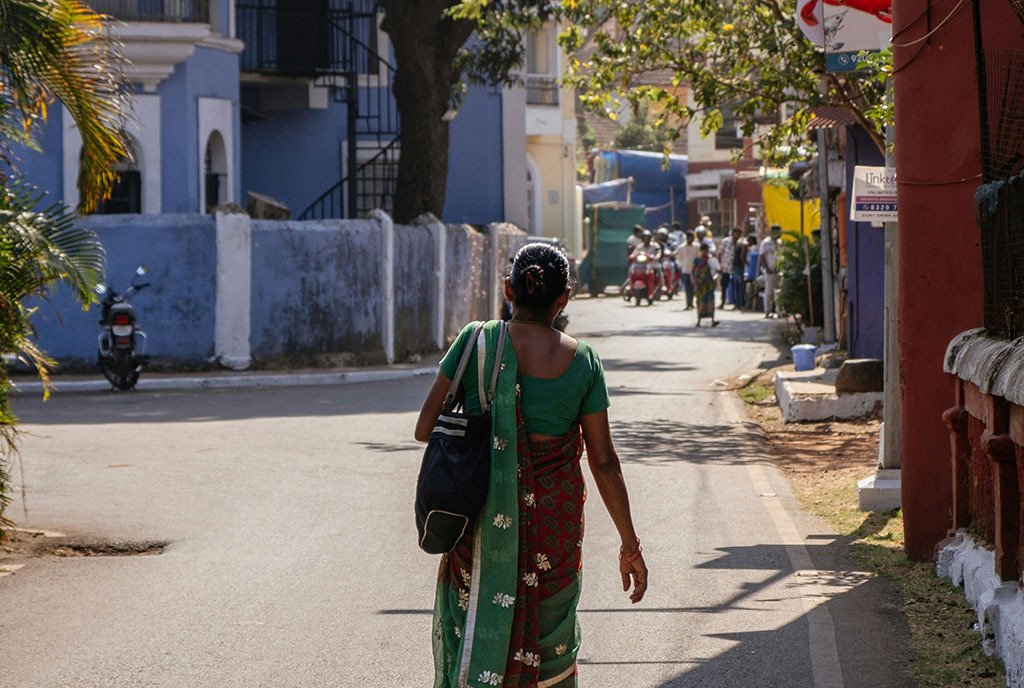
left=610, top=418, right=767, bottom=467
left=601, top=358, right=699, bottom=373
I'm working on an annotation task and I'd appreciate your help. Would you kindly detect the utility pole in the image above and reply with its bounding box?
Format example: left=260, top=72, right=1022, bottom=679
left=816, top=126, right=837, bottom=343
left=882, top=104, right=901, bottom=469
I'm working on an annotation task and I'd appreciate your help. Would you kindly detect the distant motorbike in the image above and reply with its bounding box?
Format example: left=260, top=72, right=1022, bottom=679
left=97, top=266, right=150, bottom=391
left=625, top=254, right=660, bottom=306
left=660, top=252, right=680, bottom=300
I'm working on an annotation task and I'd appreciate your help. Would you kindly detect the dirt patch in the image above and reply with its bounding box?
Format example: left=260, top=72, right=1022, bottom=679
left=1, top=529, right=168, bottom=561
left=738, top=368, right=1006, bottom=687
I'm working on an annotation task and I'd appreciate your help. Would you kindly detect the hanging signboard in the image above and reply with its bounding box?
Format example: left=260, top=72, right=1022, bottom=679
left=851, top=166, right=897, bottom=222
left=818, top=0, right=893, bottom=72
left=795, top=0, right=825, bottom=48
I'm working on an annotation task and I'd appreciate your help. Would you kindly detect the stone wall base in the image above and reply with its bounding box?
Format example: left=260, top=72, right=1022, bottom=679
left=937, top=532, right=1024, bottom=686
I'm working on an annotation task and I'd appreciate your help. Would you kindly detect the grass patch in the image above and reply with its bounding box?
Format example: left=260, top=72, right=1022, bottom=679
left=737, top=380, right=773, bottom=404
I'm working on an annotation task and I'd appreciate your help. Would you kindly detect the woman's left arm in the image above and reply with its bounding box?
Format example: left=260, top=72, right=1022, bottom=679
left=414, top=372, right=454, bottom=442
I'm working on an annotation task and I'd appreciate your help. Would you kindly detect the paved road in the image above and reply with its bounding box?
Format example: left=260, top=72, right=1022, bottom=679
left=0, top=296, right=911, bottom=687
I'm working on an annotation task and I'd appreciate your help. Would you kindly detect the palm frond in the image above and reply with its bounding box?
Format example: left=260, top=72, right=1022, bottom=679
left=0, top=0, right=131, bottom=210
left=0, top=178, right=104, bottom=307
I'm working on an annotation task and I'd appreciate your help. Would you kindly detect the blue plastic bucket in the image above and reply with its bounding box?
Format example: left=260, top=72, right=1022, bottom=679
left=791, top=344, right=817, bottom=371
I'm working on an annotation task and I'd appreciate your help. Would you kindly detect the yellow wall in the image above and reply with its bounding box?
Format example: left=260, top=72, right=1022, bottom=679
left=762, top=183, right=820, bottom=236
left=528, top=135, right=566, bottom=238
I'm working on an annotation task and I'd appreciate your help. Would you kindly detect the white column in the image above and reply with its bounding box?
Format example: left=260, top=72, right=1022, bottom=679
left=488, top=223, right=503, bottom=320
left=372, top=210, right=396, bottom=363
left=214, top=211, right=251, bottom=370
left=418, top=213, right=447, bottom=349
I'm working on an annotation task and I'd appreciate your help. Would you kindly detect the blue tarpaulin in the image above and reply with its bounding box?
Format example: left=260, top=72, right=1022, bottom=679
left=615, top=150, right=687, bottom=228
left=580, top=178, right=631, bottom=205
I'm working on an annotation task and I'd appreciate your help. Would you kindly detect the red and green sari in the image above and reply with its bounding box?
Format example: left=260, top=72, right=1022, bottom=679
left=693, top=255, right=716, bottom=319
left=432, top=321, right=585, bottom=688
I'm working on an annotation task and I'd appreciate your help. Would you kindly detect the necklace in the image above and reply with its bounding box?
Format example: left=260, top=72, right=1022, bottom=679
left=509, top=317, right=553, bottom=328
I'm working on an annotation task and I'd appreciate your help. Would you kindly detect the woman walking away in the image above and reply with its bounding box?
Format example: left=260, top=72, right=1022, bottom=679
left=693, top=243, right=720, bottom=327
left=415, top=242, right=648, bottom=688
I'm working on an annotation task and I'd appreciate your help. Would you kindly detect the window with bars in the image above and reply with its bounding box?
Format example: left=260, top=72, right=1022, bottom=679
left=977, top=49, right=1024, bottom=338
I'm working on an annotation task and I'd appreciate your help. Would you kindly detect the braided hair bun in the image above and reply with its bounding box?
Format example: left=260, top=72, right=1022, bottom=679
left=509, top=242, right=574, bottom=310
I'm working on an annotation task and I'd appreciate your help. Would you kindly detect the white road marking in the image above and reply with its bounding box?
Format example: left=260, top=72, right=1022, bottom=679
left=720, top=392, right=847, bottom=688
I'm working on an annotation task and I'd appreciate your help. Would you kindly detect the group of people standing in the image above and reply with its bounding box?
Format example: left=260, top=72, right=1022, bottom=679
left=627, top=217, right=785, bottom=325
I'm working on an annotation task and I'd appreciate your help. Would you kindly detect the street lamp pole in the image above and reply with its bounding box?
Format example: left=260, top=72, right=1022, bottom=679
left=817, top=127, right=837, bottom=343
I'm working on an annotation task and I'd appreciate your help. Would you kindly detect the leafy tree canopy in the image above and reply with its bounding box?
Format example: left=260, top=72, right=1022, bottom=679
left=612, top=104, right=675, bottom=152
left=559, top=0, right=891, bottom=165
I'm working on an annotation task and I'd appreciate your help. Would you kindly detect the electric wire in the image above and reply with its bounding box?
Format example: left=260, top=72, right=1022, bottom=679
left=892, top=0, right=970, bottom=47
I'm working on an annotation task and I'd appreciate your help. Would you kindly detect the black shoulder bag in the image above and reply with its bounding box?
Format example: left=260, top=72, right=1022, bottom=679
left=415, top=320, right=508, bottom=554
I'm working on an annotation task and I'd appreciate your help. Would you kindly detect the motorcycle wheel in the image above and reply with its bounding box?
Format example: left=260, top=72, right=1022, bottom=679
left=101, top=352, right=141, bottom=391
left=98, top=356, right=119, bottom=387
left=634, top=288, right=644, bottom=306
left=622, top=280, right=631, bottom=302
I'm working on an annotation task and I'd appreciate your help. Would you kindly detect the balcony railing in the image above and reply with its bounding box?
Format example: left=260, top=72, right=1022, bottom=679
left=237, top=2, right=382, bottom=78
left=526, top=76, right=559, bottom=106
left=89, top=0, right=210, bottom=23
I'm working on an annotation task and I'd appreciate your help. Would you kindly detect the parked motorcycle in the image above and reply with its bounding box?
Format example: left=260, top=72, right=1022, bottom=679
left=97, top=266, right=150, bottom=391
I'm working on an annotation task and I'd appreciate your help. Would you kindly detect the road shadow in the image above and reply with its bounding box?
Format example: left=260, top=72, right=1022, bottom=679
left=379, top=536, right=914, bottom=688
left=12, top=377, right=432, bottom=426
left=610, top=418, right=767, bottom=467
left=601, top=358, right=699, bottom=373
left=641, top=535, right=914, bottom=688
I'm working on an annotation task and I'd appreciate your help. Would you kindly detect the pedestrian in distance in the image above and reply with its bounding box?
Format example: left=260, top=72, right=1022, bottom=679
left=693, top=243, right=721, bottom=327
left=728, top=228, right=747, bottom=309
left=694, top=215, right=716, bottom=254
left=717, top=227, right=741, bottom=307
left=744, top=234, right=760, bottom=311
left=678, top=230, right=700, bottom=310
left=667, top=221, right=685, bottom=249
left=415, top=242, right=648, bottom=688
left=758, top=225, right=783, bottom=318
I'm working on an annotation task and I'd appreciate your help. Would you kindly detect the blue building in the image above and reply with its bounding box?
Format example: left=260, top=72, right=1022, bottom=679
left=14, top=0, right=522, bottom=224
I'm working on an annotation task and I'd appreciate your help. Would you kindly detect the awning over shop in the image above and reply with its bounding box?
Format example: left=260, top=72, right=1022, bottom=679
left=763, top=183, right=820, bottom=236
left=807, top=106, right=859, bottom=130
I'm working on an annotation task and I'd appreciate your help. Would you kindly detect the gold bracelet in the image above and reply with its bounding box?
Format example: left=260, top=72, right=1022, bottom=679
left=619, top=538, right=642, bottom=564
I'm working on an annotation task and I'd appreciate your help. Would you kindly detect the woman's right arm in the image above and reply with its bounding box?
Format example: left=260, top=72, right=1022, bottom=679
left=580, top=410, right=648, bottom=604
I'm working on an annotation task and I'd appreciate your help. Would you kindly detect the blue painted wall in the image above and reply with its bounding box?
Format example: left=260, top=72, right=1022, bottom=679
left=242, top=82, right=506, bottom=224
left=10, top=112, right=63, bottom=200
left=29, top=215, right=217, bottom=367
left=161, top=46, right=242, bottom=212
left=845, top=124, right=885, bottom=360
left=249, top=219, right=384, bottom=359
left=240, top=91, right=347, bottom=217
left=444, top=86, right=506, bottom=225
left=7, top=46, right=240, bottom=214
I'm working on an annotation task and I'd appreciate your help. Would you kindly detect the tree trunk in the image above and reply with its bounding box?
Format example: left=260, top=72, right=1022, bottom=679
left=382, top=1, right=473, bottom=224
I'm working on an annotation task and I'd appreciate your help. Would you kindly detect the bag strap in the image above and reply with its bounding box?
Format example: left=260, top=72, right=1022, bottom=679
left=478, top=321, right=508, bottom=413
left=442, top=322, right=486, bottom=413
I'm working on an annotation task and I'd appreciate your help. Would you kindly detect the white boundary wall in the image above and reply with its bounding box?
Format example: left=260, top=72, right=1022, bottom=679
left=211, top=212, right=525, bottom=369
left=938, top=533, right=1024, bottom=686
